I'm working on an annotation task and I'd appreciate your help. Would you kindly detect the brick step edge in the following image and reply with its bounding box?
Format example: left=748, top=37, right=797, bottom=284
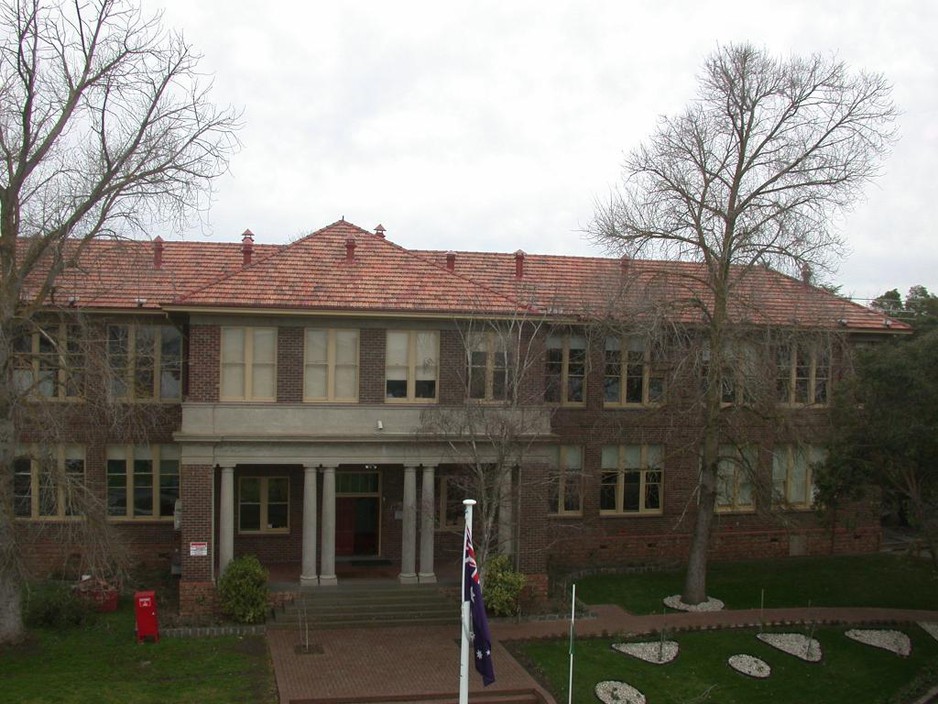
left=163, top=624, right=266, bottom=638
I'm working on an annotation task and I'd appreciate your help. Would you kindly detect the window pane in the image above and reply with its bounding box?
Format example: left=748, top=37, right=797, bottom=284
left=305, top=367, right=327, bottom=399
left=14, top=458, right=32, bottom=517
left=134, top=326, right=157, bottom=399
left=386, top=331, right=408, bottom=366
left=335, top=330, right=358, bottom=363
left=267, top=503, right=288, bottom=529
left=222, top=328, right=245, bottom=362
left=267, top=478, right=289, bottom=502
left=222, top=364, right=245, bottom=398
left=107, top=458, right=127, bottom=517
left=108, top=326, right=129, bottom=397
left=133, top=449, right=154, bottom=518
left=415, top=332, right=437, bottom=381
left=252, top=328, right=276, bottom=363
left=160, top=326, right=182, bottom=399
left=305, top=329, right=328, bottom=364
left=239, top=504, right=260, bottom=531
left=335, top=364, right=357, bottom=399
left=601, top=445, right=618, bottom=469
left=645, top=471, right=662, bottom=510
left=251, top=364, right=276, bottom=399
left=600, top=471, right=618, bottom=511
left=240, top=478, right=260, bottom=503
left=623, top=471, right=641, bottom=511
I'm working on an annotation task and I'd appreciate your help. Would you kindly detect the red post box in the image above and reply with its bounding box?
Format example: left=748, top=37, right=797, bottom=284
left=134, top=591, right=159, bottom=643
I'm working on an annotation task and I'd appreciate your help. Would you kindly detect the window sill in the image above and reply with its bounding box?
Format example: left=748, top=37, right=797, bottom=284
left=599, top=510, right=663, bottom=518
left=237, top=530, right=290, bottom=536
left=547, top=511, right=583, bottom=519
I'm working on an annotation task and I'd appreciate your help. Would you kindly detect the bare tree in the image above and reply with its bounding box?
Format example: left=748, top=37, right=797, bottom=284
left=590, top=43, right=896, bottom=605
left=0, top=0, right=239, bottom=643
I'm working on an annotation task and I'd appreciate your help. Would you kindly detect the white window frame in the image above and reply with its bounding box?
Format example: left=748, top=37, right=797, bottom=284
left=545, top=334, right=587, bottom=406
left=715, top=445, right=757, bottom=513
left=107, top=323, right=183, bottom=401
left=303, top=328, right=359, bottom=402
left=238, top=476, right=291, bottom=534
left=13, top=323, right=84, bottom=400
left=773, top=445, right=824, bottom=509
left=106, top=444, right=180, bottom=521
left=603, top=335, right=664, bottom=407
left=600, top=445, right=664, bottom=515
left=467, top=330, right=510, bottom=402
left=385, top=330, right=439, bottom=402
left=220, top=326, right=277, bottom=401
left=548, top=446, right=583, bottom=516
left=777, top=341, right=830, bottom=406
left=12, top=444, right=85, bottom=520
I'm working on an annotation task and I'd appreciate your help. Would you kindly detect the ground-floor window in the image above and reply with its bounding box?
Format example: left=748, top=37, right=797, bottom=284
left=437, top=475, right=464, bottom=530
left=715, top=445, right=756, bottom=513
left=13, top=444, right=85, bottom=519
left=600, top=445, right=663, bottom=515
left=548, top=446, right=583, bottom=515
left=238, top=476, right=289, bottom=533
left=773, top=444, right=824, bottom=509
left=106, top=444, right=179, bottom=520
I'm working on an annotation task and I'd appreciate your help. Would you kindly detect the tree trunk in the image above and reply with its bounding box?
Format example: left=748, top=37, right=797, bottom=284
left=0, top=570, right=24, bottom=644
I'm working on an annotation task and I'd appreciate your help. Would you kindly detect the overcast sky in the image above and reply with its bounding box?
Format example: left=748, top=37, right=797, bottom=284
left=149, top=0, right=937, bottom=304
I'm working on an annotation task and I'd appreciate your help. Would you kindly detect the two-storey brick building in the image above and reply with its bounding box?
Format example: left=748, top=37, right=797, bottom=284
left=12, top=219, right=903, bottom=615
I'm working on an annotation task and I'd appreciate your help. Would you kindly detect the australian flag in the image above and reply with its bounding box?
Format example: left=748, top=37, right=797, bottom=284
left=464, top=527, right=496, bottom=686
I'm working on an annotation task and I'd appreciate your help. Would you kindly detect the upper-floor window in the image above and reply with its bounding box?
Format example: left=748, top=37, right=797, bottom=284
left=239, top=476, right=289, bottom=533
left=777, top=341, right=830, bottom=406
left=13, top=444, right=85, bottom=519
left=106, top=444, right=179, bottom=520
left=385, top=330, right=438, bottom=402
left=548, top=445, right=583, bottom=516
left=715, top=445, right=756, bottom=512
left=604, top=336, right=664, bottom=406
left=221, top=327, right=277, bottom=401
left=108, top=323, right=182, bottom=401
left=467, top=331, right=510, bottom=402
left=545, top=334, right=586, bottom=405
left=600, top=444, right=663, bottom=515
left=773, top=444, right=825, bottom=509
left=12, top=323, right=84, bottom=399
left=304, top=328, right=359, bottom=402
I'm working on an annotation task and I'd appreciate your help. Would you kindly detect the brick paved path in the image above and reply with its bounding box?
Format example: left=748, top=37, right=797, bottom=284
left=269, top=605, right=938, bottom=703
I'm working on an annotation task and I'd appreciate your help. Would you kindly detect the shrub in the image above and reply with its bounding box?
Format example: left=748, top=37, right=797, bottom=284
left=217, top=555, right=269, bottom=624
left=24, top=583, right=96, bottom=629
left=482, top=554, right=526, bottom=617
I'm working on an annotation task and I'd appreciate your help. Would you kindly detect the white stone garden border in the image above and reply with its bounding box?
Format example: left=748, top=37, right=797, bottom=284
left=728, top=653, right=772, bottom=679
left=919, top=622, right=938, bottom=642
left=595, top=680, right=646, bottom=704
left=663, top=594, right=725, bottom=612
left=756, top=632, right=822, bottom=662
left=845, top=629, right=911, bottom=656
left=612, top=640, right=679, bottom=664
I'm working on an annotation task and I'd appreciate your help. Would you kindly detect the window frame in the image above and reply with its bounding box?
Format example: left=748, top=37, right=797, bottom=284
left=603, top=335, right=664, bottom=407
left=106, top=444, right=180, bottom=521
left=436, top=475, right=464, bottom=531
left=599, top=444, right=664, bottom=516
left=544, top=334, right=587, bottom=406
left=238, top=476, right=290, bottom=534
left=12, top=444, right=85, bottom=520
left=220, top=326, right=278, bottom=402
left=13, top=323, right=84, bottom=400
left=303, top=328, right=360, bottom=402
left=715, top=445, right=757, bottom=513
left=467, top=330, right=511, bottom=402
left=107, top=322, right=183, bottom=402
left=772, top=444, right=824, bottom=509
left=548, top=445, right=583, bottom=516
left=777, top=341, right=830, bottom=406
left=385, top=330, right=439, bottom=403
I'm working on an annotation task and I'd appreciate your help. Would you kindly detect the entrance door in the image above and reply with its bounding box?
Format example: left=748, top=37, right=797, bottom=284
left=335, top=471, right=381, bottom=557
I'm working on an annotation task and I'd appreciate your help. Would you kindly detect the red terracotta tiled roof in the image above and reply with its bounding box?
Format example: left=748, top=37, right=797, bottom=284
left=21, top=220, right=908, bottom=332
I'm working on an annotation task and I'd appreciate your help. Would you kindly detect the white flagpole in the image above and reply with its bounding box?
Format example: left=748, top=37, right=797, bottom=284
left=567, top=583, right=576, bottom=704
left=459, top=499, right=476, bottom=704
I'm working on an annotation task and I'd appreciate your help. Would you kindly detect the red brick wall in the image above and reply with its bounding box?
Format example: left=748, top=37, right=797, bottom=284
left=277, top=327, right=304, bottom=402
left=187, top=324, right=220, bottom=402
left=359, top=328, right=385, bottom=403
left=180, top=464, right=214, bottom=582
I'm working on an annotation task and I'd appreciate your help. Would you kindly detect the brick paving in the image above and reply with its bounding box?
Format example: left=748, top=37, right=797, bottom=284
left=268, top=603, right=938, bottom=703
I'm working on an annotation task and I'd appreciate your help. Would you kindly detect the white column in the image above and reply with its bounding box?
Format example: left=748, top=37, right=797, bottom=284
left=319, top=465, right=338, bottom=586
left=399, top=466, right=418, bottom=583
left=498, top=466, right=514, bottom=557
left=300, top=465, right=319, bottom=587
left=218, top=465, right=235, bottom=576
left=418, top=464, right=437, bottom=583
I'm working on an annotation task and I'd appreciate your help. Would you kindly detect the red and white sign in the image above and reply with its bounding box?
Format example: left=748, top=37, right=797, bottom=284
left=189, top=541, right=208, bottom=557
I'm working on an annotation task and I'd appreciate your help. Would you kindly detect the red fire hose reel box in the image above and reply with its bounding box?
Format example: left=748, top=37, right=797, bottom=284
left=134, top=591, right=159, bottom=643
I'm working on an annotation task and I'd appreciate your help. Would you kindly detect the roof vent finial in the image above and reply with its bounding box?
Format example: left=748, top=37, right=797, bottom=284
left=514, top=250, right=525, bottom=279
left=446, top=251, right=456, bottom=272
left=345, top=236, right=357, bottom=263
left=153, top=236, right=164, bottom=269
left=374, top=224, right=386, bottom=238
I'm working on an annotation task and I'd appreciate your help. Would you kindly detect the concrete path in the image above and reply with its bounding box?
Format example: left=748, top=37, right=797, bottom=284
left=268, top=604, right=938, bottom=703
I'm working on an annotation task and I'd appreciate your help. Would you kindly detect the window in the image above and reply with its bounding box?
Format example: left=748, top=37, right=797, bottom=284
left=385, top=330, right=439, bottom=401
left=108, top=323, right=182, bottom=400
left=467, top=331, right=510, bottom=401
left=773, top=445, right=825, bottom=509
left=548, top=446, right=583, bottom=515
left=716, top=445, right=756, bottom=512
left=239, top=477, right=289, bottom=533
left=545, top=334, right=586, bottom=405
left=13, top=445, right=84, bottom=519
left=12, top=323, right=84, bottom=399
left=221, top=327, right=277, bottom=401
left=304, top=328, right=359, bottom=401
left=777, top=341, right=830, bottom=405
left=437, top=475, right=465, bottom=530
left=604, top=336, right=664, bottom=406
left=107, top=445, right=179, bottom=520
left=600, top=445, right=663, bottom=514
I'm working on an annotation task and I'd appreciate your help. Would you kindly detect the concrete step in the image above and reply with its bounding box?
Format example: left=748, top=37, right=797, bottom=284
left=289, top=688, right=545, bottom=703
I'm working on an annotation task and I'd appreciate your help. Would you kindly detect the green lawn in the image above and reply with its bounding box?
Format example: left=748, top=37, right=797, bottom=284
left=517, top=625, right=938, bottom=704
left=0, top=605, right=277, bottom=704
left=574, top=554, right=938, bottom=615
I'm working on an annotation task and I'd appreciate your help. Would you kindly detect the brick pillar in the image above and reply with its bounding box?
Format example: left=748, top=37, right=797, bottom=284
left=517, top=460, right=549, bottom=598
left=179, top=463, right=216, bottom=618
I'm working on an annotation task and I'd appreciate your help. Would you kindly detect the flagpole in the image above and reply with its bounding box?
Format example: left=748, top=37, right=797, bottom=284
left=568, top=583, right=576, bottom=704
left=459, top=499, right=476, bottom=704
